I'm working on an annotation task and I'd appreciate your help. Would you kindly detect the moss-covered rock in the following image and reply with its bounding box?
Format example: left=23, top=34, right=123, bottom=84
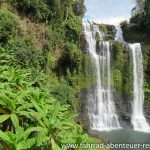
left=121, top=22, right=150, bottom=103
left=111, top=41, right=132, bottom=97
left=121, top=1, right=150, bottom=117
left=110, top=41, right=133, bottom=122
left=121, top=22, right=148, bottom=43
left=94, top=22, right=116, bottom=40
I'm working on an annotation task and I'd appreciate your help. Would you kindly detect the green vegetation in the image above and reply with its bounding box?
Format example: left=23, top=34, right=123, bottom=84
left=0, top=0, right=105, bottom=150
left=121, top=0, right=150, bottom=42
left=0, top=9, right=20, bottom=43
left=121, top=0, right=150, bottom=100
left=131, top=0, right=150, bottom=34
left=143, top=44, right=150, bottom=100
left=10, top=0, right=85, bottom=22
left=0, top=47, right=94, bottom=150
left=111, top=41, right=132, bottom=98
left=120, top=21, right=147, bottom=43
left=97, top=24, right=116, bottom=40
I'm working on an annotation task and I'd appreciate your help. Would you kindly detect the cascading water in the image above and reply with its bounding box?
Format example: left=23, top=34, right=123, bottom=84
left=115, top=25, right=124, bottom=42
left=83, top=20, right=120, bottom=131
left=115, top=25, right=150, bottom=132
left=129, top=43, right=150, bottom=132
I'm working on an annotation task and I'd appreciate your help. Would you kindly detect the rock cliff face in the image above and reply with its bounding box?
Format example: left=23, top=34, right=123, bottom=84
left=145, top=101, right=150, bottom=119
left=77, top=88, right=91, bottom=130
left=79, top=23, right=150, bottom=130
left=121, top=22, right=150, bottom=122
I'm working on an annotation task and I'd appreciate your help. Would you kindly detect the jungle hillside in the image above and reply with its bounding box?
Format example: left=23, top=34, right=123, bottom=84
left=0, top=0, right=100, bottom=150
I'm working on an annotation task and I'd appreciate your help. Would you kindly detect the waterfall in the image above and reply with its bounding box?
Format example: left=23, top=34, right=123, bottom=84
left=83, top=20, right=149, bottom=132
left=115, top=25, right=150, bottom=132
left=83, top=20, right=120, bottom=131
left=115, top=25, right=124, bottom=42
left=129, top=43, right=150, bottom=132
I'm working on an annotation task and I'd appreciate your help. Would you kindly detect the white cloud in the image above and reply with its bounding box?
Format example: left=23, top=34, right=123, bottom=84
left=92, top=16, right=128, bottom=25
left=85, top=0, right=136, bottom=25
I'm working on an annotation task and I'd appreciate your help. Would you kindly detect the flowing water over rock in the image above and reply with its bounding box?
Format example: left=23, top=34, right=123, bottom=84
left=82, top=20, right=150, bottom=133
left=129, top=43, right=150, bottom=132
left=83, top=20, right=120, bottom=131
left=115, top=25, right=124, bottom=42
left=115, top=25, right=150, bottom=132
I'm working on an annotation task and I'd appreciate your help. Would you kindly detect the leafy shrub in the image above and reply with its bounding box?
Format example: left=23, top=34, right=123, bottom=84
left=73, top=0, right=85, bottom=16
left=10, top=0, right=51, bottom=22
left=0, top=0, right=102, bottom=149
left=111, top=41, right=132, bottom=97
left=51, top=78, right=76, bottom=109
left=0, top=47, right=93, bottom=150
left=56, top=42, right=81, bottom=75
left=0, top=9, right=20, bottom=43
left=112, top=69, right=122, bottom=91
left=64, top=17, right=82, bottom=42
left=6, top=36, right=43, bottom=68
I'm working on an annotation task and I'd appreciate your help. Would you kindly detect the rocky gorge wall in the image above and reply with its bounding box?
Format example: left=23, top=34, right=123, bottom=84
left=121, top=22, right=150, bottom=120
left=79, top=23, right=150, bottom=130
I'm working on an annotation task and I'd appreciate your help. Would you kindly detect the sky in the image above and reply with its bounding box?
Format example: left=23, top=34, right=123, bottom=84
left=85, top=0, right=136, bottom=25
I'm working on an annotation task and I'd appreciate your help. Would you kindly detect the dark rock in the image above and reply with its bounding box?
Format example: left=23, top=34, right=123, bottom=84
left=144, top=100, right=150, bottom=119
left=79, top=33, right=89, bottom=53
left=112, top=89, right=132, bottom=128
left=77, top=88, right=91, bottom=130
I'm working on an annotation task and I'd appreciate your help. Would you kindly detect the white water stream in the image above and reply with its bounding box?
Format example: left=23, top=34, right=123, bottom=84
left=129, top=43, right=150, bottom=132
left=83, top=21, right=120, bottom=131
left=84, top=0, right=149, bottom=133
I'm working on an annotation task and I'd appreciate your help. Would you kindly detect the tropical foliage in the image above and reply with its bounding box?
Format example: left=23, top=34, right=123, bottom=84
left=0, top=47, right=91, bottom=150
left=0, top=0, right=104, bottom=150
left=121, top=0, right=150, bottom=100
left=111, top=41, right=132, bottom=98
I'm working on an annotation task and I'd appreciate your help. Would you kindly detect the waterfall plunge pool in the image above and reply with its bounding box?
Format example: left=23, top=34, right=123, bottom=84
left=92, top=129, right=150, bottom=150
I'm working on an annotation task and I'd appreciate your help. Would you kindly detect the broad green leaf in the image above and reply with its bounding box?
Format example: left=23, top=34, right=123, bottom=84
left=0, top=130, right=11, bottom=143
left=0, top=115, right=9, bottom=123
left=19, top=137, right=36, bottom=150
left=37, top=129, right=48, bottom=146
left=51, top=138, right=61, bottom=150
left=31, top=100, right=45, bottom=117
left=10, top=114, right=19, bottom=129
left=17, top=103, right=33, bottom=111
left=29, top=112, right=45, bottom=127
left=24, top=127, right=44, bottom=140
left=50, top=106, right=60, bottom=124
left=0, top=94, right=16, bottom=111
left=31, top=100, right=50, bottom=127
left=17, top=111, right=32, bottom=119
left=0, top=107, right=9, bottom=114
